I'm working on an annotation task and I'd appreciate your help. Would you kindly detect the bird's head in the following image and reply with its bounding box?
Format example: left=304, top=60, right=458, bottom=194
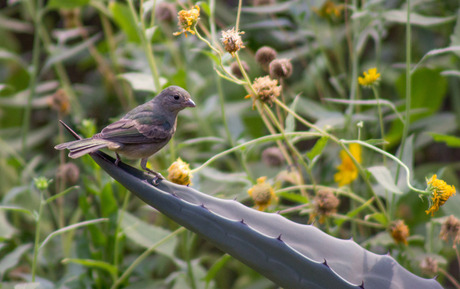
left=155, top=86, right=195, bottom=113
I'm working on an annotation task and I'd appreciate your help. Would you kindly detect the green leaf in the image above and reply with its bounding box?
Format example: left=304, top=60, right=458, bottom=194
left=0, top=211, right=16, bottom=240
left=204, top=254, right=232, bottom=284
left=47, top=0, right=89, bottom=9
left=365, top=213, right=388, bottom=226
left=118, top=73, right=167, bottom=93
left=388, top=68, right=448, bottom=144
left=428, top=133, right=460, bottom=147
left=368, top=166, right=402, bottom=194
left=62, top=259, right=117, bottom=281
left=109, top=2, right=140, bottom=43
left=306, top=136, right=329, bottom=163
left=384, top=10, right=456, bottom=27
left=278, top=192, right=309, bottom=204
left=334, top=197, right=376, bottom=227
left=120, top=211, right=177, bottom=259
left=0, top=244, right=32, bottom=278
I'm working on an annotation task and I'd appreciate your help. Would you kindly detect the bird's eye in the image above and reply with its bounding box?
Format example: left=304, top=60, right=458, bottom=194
left=173, top=95, right=180, bottom=100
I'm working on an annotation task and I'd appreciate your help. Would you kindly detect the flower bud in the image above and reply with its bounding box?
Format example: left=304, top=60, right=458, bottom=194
left=156, top=2, right=177, bottom=22
left=230, top=61, right=249, bottom=79
left=57, top=163, right=80, bottom=185
left=269, top=58, right=293, bottom=79
left=262, top=146, right=285, bottom=167
left=255, top=46, right=277, bottom=70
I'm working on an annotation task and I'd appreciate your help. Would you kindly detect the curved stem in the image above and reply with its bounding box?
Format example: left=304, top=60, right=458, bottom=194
left=341, top=140, right=427, bottom=195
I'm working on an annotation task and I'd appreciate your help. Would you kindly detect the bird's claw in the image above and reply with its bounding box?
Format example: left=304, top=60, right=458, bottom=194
left=145, top=169, right=164, bottom=186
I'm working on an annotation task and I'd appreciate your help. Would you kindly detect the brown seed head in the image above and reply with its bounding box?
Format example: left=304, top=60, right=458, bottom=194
left=230, top=61, right=249, bottom=79
left=420, top=257, right=438, bottom=276
left=48, top=89, right=70, bottom=115
left=156, top=2, right=177, bottom=22
left=311, top=189, right=339, bottom=223
left=262, top=146, right=285, bottom=167
left=269, top=58, right=293, bottom=79
left=440, top=215, right=460, bottom=248
left=390, top=220, right=409, bottom=245
left=250, top=75, right=281, bottom=106
left=255, top=46, right=277, bottom=70
left=221, top=28, right=245, bottom=57
left=57, top=163, right=80, bottom=185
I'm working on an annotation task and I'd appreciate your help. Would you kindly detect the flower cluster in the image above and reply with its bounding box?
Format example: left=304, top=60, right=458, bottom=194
left=247, top=176, right=278, bottom=211
left=390, top=219, right=409, bottom=245
left=425, top=174, right=456, bottom=216
left=358, top=68, right=380, bottom=87
left=167, top=158, right=193, bottom=186
left=173, top=5, right=200, bottom=37
left=334, top=143, right=361, bottom=187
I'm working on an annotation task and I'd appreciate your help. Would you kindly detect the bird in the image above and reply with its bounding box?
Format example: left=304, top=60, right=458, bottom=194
left=55, top=86, right=195, bottom=182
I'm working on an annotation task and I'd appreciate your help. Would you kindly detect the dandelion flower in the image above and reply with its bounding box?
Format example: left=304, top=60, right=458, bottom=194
left=167, top=158, right=193, bottom=186
left=425, top=174, right=456, bottom=216
left=173, top=5, right=200, bottom=37
left=334, top=143, right=361, bottom=187
left=390, top=219, right=409, bottom=245
left=358, top=68, right=380, bottom=87
left=221, top=27, right=245, bottom=57
left=248, top=177, right=278, bottom=211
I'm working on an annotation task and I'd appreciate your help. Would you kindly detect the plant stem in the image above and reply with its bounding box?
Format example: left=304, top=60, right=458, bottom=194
left=22, top=0, right=42, bottom=155
left=127, top=0, right=161, bottom=91
left=32, top=193, right=44, bottom=281
left=395, top=0, right=412, bottom=183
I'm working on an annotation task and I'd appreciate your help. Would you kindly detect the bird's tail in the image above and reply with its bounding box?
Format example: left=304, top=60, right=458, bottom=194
left=55, top=138, right=113, bottom=158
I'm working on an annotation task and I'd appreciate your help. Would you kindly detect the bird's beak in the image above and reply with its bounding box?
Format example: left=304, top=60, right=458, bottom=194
left=185, top=98, right=196, bottom=108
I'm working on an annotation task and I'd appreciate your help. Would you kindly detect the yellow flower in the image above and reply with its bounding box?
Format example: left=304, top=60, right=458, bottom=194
left=247, top=177, right=278, bottom=211
left=173, top=5, right=200, bottom=37
left=425, top=174, right=456, bottom=216
left=390, top=220, right=409, bottom=245
left=313, top=1, right=344, bottom=20
left=167, top=158, right=192, bottom=186
left=358, top=68, right=381, bottom=87
left=221, top=27, right=245, bottom=57
left=334, top=143, right=361, bottom=187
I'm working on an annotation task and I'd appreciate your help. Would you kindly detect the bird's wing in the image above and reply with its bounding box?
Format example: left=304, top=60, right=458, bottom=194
left=98, top=117, right=172, bottom=144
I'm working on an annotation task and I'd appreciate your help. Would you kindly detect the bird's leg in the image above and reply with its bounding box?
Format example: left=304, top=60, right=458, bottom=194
left=140, top=158, right=164, bottom=185
left=115, top=153, right=121, bottom=166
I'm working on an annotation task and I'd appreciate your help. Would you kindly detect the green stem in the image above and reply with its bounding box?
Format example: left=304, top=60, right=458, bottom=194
left=110, top=227, right=186, bottom=289
left=372, top=86, right=386, bottom=155
left=22, top=0, right=42, bottom=155
left=341, top=139, right=427, bottom=195
left=127, top=0, right=161, bottom=91
left=32, top=193, right=45, bottom=281
left=191, top=132, right=321, bottom=173
left=113, top=190, right=131, bottom=278
left=396, top=0, right=412, bottom=183
left=235, top=0, right=243, bottom=32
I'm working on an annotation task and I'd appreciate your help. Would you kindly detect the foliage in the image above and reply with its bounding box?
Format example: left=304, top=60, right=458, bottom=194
left=0, top=0, right=459, bottom=288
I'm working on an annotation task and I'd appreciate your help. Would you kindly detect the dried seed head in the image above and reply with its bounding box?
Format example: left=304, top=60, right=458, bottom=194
left=156, top=2, right=177, bottom=22
left=269, top=58, right=293, bottom=79
left=440, top=215, right=460, bottom=248
left=390, top=220, right=409, bottom=245
left=249, top=75, right=281, bottom=106
left=310, top=189, right=339, bottom=223
left=48, top=89, right=70, bottom=115
left=420, top=257, right=438, bottom=276
left=57, top=163, right=80, bottom=185
left=167, top=158, right=192, bottom=186
left=221, top=27, right=245, bottom=57
left=230, top=61, right=249, bottom=79
left=255, top=46, right=277, bottom=70
left=262, top=146, right=285, bottom=167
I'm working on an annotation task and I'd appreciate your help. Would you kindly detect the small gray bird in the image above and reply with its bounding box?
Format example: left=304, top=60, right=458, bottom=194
left=55, top=86, right=195, bottom=181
